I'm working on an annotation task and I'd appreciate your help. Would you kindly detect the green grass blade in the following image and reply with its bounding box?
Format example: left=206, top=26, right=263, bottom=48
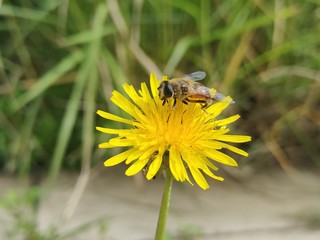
left=102, top=48, right=129, bottom=90
left=12, top=50, right=84, bottom=111
left=63, top=26, right=116, bottom=47
left=48, top=3, right=107, bottom=183
left=82, top=3, right=107, bottom=171
left=0, top=4, right=54, bottom=23
left=164, top=36, right=198, bottom=75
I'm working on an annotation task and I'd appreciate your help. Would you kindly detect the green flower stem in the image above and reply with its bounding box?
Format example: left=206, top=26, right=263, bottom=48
left=155, top=170, right=173, bottom=240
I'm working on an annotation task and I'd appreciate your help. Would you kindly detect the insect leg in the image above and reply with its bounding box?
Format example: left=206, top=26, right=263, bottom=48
left=185, top=98, right=209, bottom=110
left=185, top=98, right=207, bottom=104
left=172, top=98, right=177, bottom=108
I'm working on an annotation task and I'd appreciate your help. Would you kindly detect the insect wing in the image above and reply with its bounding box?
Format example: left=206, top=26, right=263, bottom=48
left=213, top=91, right=235, bottom=104
left=184, top=71, right=206, bottom=81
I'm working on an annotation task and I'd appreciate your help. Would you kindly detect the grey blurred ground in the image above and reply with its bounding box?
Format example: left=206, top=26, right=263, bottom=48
left=1, top=168, right=320, bottom=240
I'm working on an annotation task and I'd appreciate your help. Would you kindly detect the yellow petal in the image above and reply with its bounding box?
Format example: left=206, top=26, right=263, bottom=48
left=126, top=149, right=144, bottom=164
left=180, top=148, right=207, bottom=169
left=123, top=84, right=144, bottom=107
left=201, top=165, right=224, bottom=181
left=139, top=147, right=158, bottom=161
left=203, top=149, right=238, bottom=166
left=203, top=158, right=219, bottom=171
left=189, top=166, right=209, bottom=190
left=125, top=157, right=149, bottom=176
left=150, top=73, right=161, bottom=100
left=215, top=135, right=252, bottom=143
left=215, top=115, right=240, bottom=126
left=206, top=99, right=231, bottom=117
left=170, top=147, right=192, bottom=183
left=146, top=152, right=163, bottom=180
left=109, top=138, right=135, bottom=147
left=218, top=142, right=249, bottom=156
left=104, top=148, right=136, bottom=167
left=96, top=110, right=133, bottom=125
left=139, top=82, right=152, bottom=100
left=169, top=146, right=185, bottom=181
left=98, top=142, right=114, bottom=148
left=96, top=127, right=135, bottom=137
left=111, top=91, right=137, bottom=117
left=194, top=140, right=223, bottom=150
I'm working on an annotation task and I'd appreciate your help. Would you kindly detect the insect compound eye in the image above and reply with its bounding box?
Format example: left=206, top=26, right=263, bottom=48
left=158, top=82, right=165, bottom=98
left=163, top=82, right=174, bottom=98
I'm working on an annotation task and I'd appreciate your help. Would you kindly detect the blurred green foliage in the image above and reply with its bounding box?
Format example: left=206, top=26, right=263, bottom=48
left=0, top=187, right=109, bottom=239
left=0, top=0, right=319, bottom=183
left=0, top=187, right=58, bottom=239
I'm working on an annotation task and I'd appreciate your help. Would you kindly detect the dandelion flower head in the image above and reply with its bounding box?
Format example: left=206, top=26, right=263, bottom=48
left=96, top=73, right=251, bottom=190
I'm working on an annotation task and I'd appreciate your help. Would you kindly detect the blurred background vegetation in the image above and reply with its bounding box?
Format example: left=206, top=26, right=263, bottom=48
left=0, top=0, right=320, bottom=238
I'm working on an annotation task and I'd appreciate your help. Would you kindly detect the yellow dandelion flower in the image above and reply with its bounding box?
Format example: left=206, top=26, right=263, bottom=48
left=96, top=73, right=251, bottom=190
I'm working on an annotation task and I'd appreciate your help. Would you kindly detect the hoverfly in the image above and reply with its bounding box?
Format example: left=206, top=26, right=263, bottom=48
left=158, top=71, right=234, bottom=109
